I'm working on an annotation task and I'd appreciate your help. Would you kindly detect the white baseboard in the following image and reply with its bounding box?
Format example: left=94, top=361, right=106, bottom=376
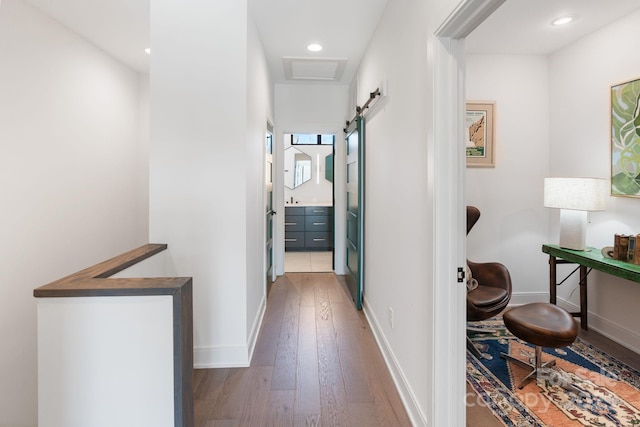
left=194, top=294, right=267, bottom=369
left=508, top=291, right=548, bottom=306
left=247, top=294, right=267, bottom=363
left=193, top=345, right=250, bottom=368
left=362, top=297, right=427, bottom=427
left=358, top=293, right=640, bottom=427
left=556, top=298, right=640, bottom=355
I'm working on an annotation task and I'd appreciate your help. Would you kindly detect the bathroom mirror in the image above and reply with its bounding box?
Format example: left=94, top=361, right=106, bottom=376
left=325, top=153, right=333, bottom=183
left=284, top=147, right=312, bottom=189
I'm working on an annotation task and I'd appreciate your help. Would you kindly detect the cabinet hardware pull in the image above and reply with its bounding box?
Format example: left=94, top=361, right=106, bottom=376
left=312, top=222, right=326, bottom=226
left=285, top=238, right=297, bottom=242
left=313, top=238, right=326, bottom=242
left=313, top=210, right=323, bottom=212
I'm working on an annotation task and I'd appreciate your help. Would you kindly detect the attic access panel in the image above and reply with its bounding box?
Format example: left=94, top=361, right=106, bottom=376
left=283, top=57, right=346, bottom=81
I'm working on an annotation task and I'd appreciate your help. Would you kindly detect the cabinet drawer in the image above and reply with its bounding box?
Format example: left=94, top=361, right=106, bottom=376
left=305, top=215, right=332, bottom=232
left=285, top=215, right=305, bottom=232
left=285, top=232, right=305, bottom=249
left=305, top=206, right=332, bottom=216
left=285, top=206, right=305, bottom=216
left=305, top=231, right=333, bottom=248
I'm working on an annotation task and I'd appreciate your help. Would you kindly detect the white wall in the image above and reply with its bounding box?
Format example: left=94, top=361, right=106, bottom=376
left=274, top=84, right=348, bottom=274
left=549, top=10, right=640, bottom=351
left=465, top=54, right=550, bottom=302
left=354, top=3, right=430, bottom=423
left=352, top=0, right=460, bottom=424
left=38, top=296, right=174, bottom=427
left=138, top=74, right=151, bottom=237
left=246, top=16, right=273, bottom=350
left=0, top=0, right=149, bottom=425
left=150, top=0, right=272, bottom=367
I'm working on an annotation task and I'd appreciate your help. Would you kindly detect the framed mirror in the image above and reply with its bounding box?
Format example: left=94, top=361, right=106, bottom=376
left=284, top=147, right=312, bottom=189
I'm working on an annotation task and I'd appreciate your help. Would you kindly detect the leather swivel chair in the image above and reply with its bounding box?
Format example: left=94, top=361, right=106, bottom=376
left=466, top=206, right=512, bottom=359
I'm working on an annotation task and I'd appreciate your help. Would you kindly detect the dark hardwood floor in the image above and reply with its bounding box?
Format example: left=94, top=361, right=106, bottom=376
left=193, top=273, right=412, bottom=427
left=466, top=317, right=640, bottom=426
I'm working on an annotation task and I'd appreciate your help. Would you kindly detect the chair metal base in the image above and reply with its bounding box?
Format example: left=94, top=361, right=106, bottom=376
left=467, top=322, right=498, bottom=360
left=467, top=336, right=492, bottom=360
left=501, top=345, right=554, bottom=389
left=467, top=325, right=494, bottom=333
left=501, top=346, right=585, bottom=395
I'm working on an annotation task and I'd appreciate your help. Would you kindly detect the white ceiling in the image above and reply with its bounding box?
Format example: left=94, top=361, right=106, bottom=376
left=20, top=0, right=640, bottom=80
left=248, top=0, right=388, bottom=85
left=466, top=0, right=640, bottom=55
left=25, top=0, right=150, bottom=73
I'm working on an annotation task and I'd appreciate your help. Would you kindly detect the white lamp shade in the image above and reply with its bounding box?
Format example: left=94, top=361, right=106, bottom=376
left=544, top=177, right=607, bottom=250
left=544, top=177, right=607, bottom=211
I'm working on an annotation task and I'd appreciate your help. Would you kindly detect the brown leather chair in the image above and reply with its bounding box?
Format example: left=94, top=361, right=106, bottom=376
left=466, top=206, right=512, bottom=358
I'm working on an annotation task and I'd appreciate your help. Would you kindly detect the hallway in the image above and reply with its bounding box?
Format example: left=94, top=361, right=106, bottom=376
left=193, top=273, right=411, bottom=426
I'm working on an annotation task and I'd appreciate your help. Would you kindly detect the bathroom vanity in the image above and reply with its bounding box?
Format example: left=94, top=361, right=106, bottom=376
left=285, top=206, right=333, bottom=251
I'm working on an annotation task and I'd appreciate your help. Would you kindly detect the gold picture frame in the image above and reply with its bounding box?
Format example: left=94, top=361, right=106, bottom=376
left=465, top=101, right=495, bottom=168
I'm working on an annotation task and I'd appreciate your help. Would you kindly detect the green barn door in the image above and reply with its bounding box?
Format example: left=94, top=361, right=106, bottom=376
left=345, top=117, right=364, bottom=309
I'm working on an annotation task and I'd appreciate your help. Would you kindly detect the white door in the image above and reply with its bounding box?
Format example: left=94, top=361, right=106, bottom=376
left=433, top=1, right=505, bottom=425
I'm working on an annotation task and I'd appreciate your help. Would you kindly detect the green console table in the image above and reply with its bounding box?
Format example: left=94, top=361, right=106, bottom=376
left=542, top=244, right=640, bottom=330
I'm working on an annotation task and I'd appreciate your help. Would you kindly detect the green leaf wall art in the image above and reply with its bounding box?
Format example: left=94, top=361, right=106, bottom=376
left=611, top=77, right=640, bottom=197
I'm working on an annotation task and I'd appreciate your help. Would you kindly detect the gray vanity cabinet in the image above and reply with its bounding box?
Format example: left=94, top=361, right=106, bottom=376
left=285, top=206, right=333, bottom=251
left=284, top=207, right=305, bottom=249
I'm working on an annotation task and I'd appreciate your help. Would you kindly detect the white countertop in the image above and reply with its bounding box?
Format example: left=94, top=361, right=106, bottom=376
left=285, top=202, right=333, bottom=207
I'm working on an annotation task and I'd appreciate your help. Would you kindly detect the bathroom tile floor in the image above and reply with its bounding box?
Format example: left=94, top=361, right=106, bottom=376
left=284, top=251, right=333, bottom=272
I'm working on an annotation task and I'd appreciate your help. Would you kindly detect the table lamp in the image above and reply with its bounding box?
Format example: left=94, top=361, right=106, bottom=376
left=544, top=177, right=607, bottom=251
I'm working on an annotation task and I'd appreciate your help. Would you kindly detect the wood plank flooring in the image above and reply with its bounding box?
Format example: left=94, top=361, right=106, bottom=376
left=194, top=274, right=640, bottom=426
left=193, top=273, right=412, bottom=427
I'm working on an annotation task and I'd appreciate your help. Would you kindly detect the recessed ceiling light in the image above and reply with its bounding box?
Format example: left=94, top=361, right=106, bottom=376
left=551, top=16, right=573, bottom=26
left=144, top=48, right=151, bottom=54
left=307, top=43, right=323, bottom=52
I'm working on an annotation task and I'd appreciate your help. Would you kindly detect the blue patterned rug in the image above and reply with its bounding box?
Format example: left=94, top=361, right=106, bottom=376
left=467, top=319, right=640, bottom=427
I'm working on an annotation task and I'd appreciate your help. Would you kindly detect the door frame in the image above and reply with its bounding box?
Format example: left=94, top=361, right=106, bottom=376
left=265, top=121, right=276, bottom=290
left=274, top=129, right=343, bottom=276
left=432, top=0, right=505, bottom=425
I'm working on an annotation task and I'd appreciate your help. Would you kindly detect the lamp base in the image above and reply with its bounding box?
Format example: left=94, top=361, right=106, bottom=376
left=559, top=209, right=588, bottom=251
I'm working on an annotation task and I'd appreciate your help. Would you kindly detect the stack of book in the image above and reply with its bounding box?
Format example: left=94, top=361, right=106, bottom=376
left=613, top=234, right=640, bottom=264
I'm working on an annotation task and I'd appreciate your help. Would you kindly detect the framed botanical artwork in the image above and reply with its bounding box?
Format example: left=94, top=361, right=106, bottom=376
left=611, top=77, right=640, bottom=197
left=465, top=101, right=495, bottom=167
